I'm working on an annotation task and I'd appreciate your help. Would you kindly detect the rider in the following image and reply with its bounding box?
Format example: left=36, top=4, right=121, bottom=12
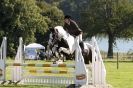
left=64, top=15, right=84, bottom=51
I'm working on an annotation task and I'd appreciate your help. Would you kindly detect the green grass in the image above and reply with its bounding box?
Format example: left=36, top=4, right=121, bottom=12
left=105, top=61, right=133, bottom=88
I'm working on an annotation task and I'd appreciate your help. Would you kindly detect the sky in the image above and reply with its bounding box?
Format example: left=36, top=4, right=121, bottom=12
left=96, top=37, right=133, bottom=53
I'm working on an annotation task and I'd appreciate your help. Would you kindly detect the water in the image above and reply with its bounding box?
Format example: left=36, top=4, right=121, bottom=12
left=96, top=37, right=133, bottom=52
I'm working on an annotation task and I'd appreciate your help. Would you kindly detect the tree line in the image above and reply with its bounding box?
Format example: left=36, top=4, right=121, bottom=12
left=0, top=0, right=133, bottom=58
left=0, top=0, right=64, bottom=57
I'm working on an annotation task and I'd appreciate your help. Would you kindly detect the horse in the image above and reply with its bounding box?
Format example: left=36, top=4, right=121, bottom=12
left=48, top=26, right=92, bottom=64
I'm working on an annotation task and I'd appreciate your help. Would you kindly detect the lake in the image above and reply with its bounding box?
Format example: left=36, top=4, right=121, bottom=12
left=96, top=37, right=133, bottom=52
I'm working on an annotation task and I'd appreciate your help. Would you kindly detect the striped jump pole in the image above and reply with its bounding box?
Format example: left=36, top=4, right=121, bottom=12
left=23, top=69, right=75, bottom=74
left=7, top=63, right=75, bottom=68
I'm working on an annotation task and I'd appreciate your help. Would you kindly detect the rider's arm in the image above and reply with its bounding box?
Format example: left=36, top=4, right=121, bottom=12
left=63, top=23, right=69, bottom=32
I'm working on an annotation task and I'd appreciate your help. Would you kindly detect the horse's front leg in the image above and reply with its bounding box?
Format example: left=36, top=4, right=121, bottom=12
left=59, top=47, right=71, bottom=55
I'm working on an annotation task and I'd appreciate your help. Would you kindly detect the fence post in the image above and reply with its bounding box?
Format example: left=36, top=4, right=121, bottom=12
left=132, top=56, right=133, bottom=62
left=117, top=52, right=119, bottom=69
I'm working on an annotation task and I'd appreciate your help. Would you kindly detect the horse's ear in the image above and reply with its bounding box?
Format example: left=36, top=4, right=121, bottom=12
left=49, top=27, right=55, bottom=33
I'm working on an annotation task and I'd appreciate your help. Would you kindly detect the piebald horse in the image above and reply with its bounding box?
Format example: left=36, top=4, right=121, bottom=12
left=48, top=26, right=92, bottom=64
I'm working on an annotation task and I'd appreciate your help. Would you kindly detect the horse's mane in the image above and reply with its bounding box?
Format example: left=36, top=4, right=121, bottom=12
left=54, top=26, right=69, bottom=37
left=54, top=26, right=63, bottom=30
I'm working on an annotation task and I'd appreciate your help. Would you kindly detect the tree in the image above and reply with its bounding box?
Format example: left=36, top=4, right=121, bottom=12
left=36, top=0, right=64, bottom=45
left=80, top=0, right=133, bottom=58
left=59, top=0, right=79, bottom=21
left=0, top=0, right=49, bottom=56
left=44, top=0, right=62, bottom=5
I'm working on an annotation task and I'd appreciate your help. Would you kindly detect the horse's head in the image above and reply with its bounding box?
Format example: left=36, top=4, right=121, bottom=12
left=48, top=28, right=59, bottom=47
left=54, top=26, right=66, bottom=39
left=48, top=26, right=66, bottom=47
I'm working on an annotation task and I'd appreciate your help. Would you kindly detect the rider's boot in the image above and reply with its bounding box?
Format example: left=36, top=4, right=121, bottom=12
left=79, top=41, right=85, bottom=53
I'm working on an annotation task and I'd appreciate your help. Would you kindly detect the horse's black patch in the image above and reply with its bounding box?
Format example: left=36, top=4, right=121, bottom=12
left=56, top=38, right=74, bottom=60
left=57, top=38, right=69, bottom=49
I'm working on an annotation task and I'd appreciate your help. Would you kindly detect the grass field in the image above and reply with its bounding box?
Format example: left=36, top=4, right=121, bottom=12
left=105, top=61, right=133, bottom=88
left=0, top=59, right=133, bottom=88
